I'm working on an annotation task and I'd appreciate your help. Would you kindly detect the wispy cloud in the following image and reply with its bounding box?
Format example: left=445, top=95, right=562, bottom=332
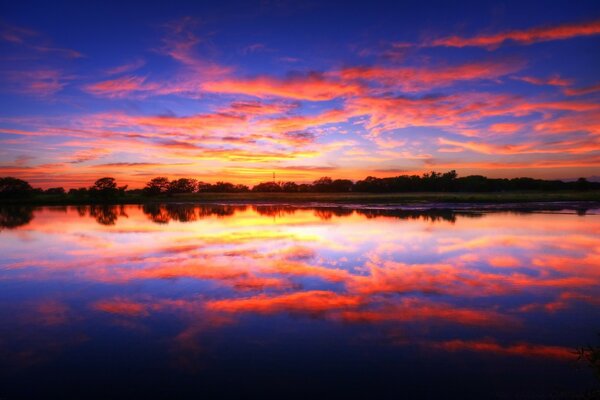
left=428, top=19, right=600, bottom=49
left=105, top=58, right=146, bottom=75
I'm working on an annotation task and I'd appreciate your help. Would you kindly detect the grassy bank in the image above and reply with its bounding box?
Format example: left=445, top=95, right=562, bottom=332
left=2, top=190, right=600, bottom=205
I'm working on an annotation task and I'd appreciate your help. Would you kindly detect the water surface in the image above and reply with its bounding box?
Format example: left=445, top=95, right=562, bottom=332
left=1, top=204, right=599, bottom=399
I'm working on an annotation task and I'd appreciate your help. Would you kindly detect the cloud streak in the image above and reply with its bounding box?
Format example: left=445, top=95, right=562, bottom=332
left=429, top=19, right=600, bottom=49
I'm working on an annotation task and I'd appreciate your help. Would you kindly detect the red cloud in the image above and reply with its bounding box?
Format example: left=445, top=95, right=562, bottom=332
left=339, top=60, right=524, bottom=91
left=202, top=74, right=362, bottom=101
left=5, top=69, right=70, bottom=97
left=430, top=19, right=600, bottom=49
left=84, top=76, right=159, bottom=98
left=431, top=339, right=573, bottom=360
left=564, top=83, right=600, bottom=96
left=93, top=298, right=149, bottom=316
left=516, top=75, right=572, bottom=87
left=205, top=290, right=362, bottom=314
left=105, top=59, right=146, bottom=76
left=339, top=297, right=512, bottom=327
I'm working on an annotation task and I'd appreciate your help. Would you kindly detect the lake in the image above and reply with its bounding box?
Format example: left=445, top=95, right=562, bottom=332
left=1, top=204, right=599, bottom=399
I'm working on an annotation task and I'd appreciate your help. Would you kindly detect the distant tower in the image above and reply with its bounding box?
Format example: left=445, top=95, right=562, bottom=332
left=273, top=172, right=275, bottom=182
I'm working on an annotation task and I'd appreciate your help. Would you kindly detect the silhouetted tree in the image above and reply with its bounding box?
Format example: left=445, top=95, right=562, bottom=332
left=168, top=178, right=197, bottom=194
left=196, top=181, right=212, bottom=192
left=143, top=177, right=170, bottom=196
left=45, top=187, right=66, bottom=195
left=89, top=177, right=123, bottom=200
left=282, top=182, right=299, bottom=192
left=575, top=177, right=591, bottom=191
left=68, top=187, right=88, bottom=198
left=211, top=181, right=233, bottom=192
left=252, top=181, right=283, bottom=192
left=0, top=177, right=33, bottom=198
left=330, top=179, right=354, bottom=192
left=312, top=177, right=334, bottom=192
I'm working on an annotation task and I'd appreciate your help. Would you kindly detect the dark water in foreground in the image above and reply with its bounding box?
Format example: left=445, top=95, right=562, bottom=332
left=0, top=204, right=599, bottom=399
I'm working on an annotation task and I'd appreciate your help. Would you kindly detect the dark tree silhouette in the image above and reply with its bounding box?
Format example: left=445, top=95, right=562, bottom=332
left=0, top=177, right=33, bottom=198
left=197, top=181, right=213, bottom=192
left=200, top=181, right=250, bottom=193
left=1, top=172, right=599, bottom=201
left=143, top=177, right=170, bottom=196
left=281, top=182, right=299, bottom=192
left=89, top=177, right=125, bottom=200
left=168, top=178, right=197, bottom=194
left=68, top=187, right=89, bottom=198
left=312, top=177, right=334, bottom=192
left=45, top=187, right=66, bottom=195
left=252, top=181, right=283, bottom=192
left=330, top=179, right=354, bottom=192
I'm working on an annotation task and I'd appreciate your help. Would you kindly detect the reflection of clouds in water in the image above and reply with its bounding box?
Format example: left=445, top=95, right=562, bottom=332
left=0, top=205, right=599, bottom=370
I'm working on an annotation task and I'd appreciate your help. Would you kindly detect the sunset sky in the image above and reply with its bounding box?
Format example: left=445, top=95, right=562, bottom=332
left=1, top=0, right=599, bottom=188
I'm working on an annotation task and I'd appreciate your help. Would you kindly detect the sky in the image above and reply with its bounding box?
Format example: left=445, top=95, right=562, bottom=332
left=1, top=0, right=599, bottom=188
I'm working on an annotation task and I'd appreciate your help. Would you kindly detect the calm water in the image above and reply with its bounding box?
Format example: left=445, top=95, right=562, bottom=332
left=1, top=204, right=599, bottom=399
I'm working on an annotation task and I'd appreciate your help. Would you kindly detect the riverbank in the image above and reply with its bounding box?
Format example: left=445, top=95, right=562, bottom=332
left=1, top=190, right=600, bottom=205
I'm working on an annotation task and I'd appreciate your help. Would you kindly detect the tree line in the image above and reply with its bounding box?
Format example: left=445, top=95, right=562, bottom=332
left=0, top=171, right=598, bottom=200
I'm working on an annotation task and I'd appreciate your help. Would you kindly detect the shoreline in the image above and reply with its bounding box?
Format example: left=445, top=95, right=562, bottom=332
left=0, top=191, right=600, bottom=213
left=1, top=190, right=599, bottom=206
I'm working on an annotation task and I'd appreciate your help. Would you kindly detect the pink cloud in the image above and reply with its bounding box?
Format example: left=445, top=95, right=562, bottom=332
left=430, top=19, right=600, bottom=49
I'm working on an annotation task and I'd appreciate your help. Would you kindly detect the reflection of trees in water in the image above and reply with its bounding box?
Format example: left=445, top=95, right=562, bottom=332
left=198, top=204, right=244, bottom=218
left=165, top=204, right=198, bottom=222
left=45, top=206, right=68, bottom=213
left=253, top=205, right=297, bottom=218
left=574, top=335, right=600, bottom=398
left=577, top=335, right=600, bottom=382
left=359, top=209, right=467, bottom=223
left=0, top=205, right=34, bottom=229
left=88, top=205, right=128, bottom=225
left=143, top=204, right=170, bottom=224
left=121, top=203, right=593, bottom=225
left=142, top=204, right=247, bottom=224
left=313, top=208, right=353, bottom=220
left=138, top=204, right=489, bottom=224
left=75, top=205, right=87, bottom=217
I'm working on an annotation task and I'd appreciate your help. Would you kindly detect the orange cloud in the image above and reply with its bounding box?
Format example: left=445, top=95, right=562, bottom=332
left=205, top=290, right=362, bottom=314
left=515, top=75, right=572, bottom=87
left=339, top=60, right=523, bottom=91
left=339, top=298, right=511, bottom=327
left=5, top=69, right=70, bottom=97
left=202, top=74, right=362, bottom=101
left=430, top=19, right=600, bottom=49
left=105, top=58, right=146, bottom=75
left=488, top=255, right=520, bottom=268
left=438, top=137, right=600, bottom=155
left=488, top=122, right=525, bottom=134
left=431, top=339, right=573, bottom=360
left=564, top=83, right=600, bottom=96
left=93, top=298, right=149, bottom=316
left=84, top=75, right=159, bottom=98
